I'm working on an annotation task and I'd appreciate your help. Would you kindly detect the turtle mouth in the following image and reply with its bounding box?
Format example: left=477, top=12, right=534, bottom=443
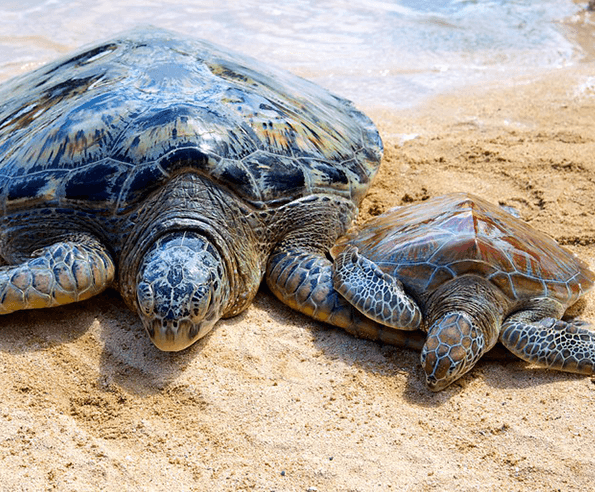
left=148, top=318, right=194, bottom=351
left=424, top=375, right=452, bottom=392
left=141, top=284, right=221, bottom=351
left=147, top=317, right=216, bottom=352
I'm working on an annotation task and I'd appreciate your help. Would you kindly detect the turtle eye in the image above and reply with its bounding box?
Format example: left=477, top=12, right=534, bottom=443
left=137, top=281, right=155, bottom=316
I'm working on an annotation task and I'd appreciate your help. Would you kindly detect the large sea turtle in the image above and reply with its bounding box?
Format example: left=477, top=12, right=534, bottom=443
left=330, top=193, right=595, bottom=391
left=0, top=27, right=383, bottom=351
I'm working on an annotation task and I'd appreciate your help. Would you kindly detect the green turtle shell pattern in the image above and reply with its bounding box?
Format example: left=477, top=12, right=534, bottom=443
left=332, top=193, right=595, bottom=305
left=0, top=27, right=382, bottom=219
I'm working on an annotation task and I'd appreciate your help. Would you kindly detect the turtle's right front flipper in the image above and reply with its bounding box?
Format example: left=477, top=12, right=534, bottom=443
left=0, top=236, right=115, bottom=314
left=266, top=242, right=426, bottom=350
left=333, top=244, right=422, bottom=329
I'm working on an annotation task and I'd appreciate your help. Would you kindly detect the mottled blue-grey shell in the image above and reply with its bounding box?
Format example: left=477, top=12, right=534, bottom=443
left=332, top=193, right=595, bottom=305
left=0, top=27, right=381, bottom=216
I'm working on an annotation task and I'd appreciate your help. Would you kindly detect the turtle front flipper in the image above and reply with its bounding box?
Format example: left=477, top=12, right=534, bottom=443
left=333, top=244, right=422, bottom=330
left=500, top=312, right=595, bottom=375
left=0, top=236, right=115, bottom=314
left=266, top=244, right=426, bottom=350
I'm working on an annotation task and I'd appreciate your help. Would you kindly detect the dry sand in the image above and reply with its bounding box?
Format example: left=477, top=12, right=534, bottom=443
left=1, top=61, right=595, bottom=491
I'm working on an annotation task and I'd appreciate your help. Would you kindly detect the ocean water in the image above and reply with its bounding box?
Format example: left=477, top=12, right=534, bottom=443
left=0, top=0, right=593, bottom=110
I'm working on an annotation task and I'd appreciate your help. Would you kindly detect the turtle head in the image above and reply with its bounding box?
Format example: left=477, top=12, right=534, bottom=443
left=135, top=231, right=229, bottom=351
left=420, top=312, right=486, bottom=391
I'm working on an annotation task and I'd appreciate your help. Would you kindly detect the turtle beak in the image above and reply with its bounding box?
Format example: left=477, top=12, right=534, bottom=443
left=424, top=374, right=450, bottom=392
left=148, top=318, right=208, bottom=352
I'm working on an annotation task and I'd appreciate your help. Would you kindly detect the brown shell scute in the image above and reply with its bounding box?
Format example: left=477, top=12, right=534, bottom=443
left=332, top=193, right=595, bottom=303
left=0, top=27, right=381, bottom=215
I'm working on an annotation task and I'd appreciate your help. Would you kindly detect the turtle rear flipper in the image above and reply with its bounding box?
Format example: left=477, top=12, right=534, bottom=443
left=0, top=235, right=115, bottom=314
left=333, top=245, right=422, bottom=330
left=500, top=313, right=595, bottom=375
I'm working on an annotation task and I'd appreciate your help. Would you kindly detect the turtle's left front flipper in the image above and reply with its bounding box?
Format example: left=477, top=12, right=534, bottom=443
left=266, top=241, right=426, bottom=350
left=500, top=311, right=595, bottom=375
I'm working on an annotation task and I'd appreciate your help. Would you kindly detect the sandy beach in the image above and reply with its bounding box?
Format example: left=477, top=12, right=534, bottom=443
left=0, top=58, right=594, bottom=490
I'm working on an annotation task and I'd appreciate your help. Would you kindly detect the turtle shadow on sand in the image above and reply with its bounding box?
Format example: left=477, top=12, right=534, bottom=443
left=400, top=350, right=593, bottom=406
left=0, top=298, right=97, bottom=353
left=307, top=322, right=593, bottom=406
left=93, top=290, right=217, bottom=397
left=285, top=280, right=595, bottom=406
left=0, top=289, right=206, bottom=397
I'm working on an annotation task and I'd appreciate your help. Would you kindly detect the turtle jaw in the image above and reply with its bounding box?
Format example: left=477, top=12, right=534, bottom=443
left=144, top=309, right=220, bottom=352
left=135, top=231, right=229, bottom=351
left=140, top=287, right=220, bottom=352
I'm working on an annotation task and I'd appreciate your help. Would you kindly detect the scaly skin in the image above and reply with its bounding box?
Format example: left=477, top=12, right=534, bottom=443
left=266, top=194, right=427, bottom=351
left=333, top=245, right=422, bottom=330
left=266, top=194, right=360, bottom=327
left=421, top=312, right=490, bottom=391
left=0, top=235, right=115, bottom=314
left=114, top=173, right=265, bottom=351
left=500, top=312, right=595, bottom=375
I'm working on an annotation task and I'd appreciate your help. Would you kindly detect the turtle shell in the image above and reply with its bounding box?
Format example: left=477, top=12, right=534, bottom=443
left=0, top=27, right=381, bottom=216
left=332, top=193, right=595, bottom=305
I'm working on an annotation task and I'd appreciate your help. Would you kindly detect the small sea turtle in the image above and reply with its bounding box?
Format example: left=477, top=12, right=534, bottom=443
left=0, top=27, right=382, bottom=351
left=330, top=193, right=595, bottom=391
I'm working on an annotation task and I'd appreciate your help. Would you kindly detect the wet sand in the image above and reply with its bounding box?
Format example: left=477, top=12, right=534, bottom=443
left=0, top=62, right=594, bottom=491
